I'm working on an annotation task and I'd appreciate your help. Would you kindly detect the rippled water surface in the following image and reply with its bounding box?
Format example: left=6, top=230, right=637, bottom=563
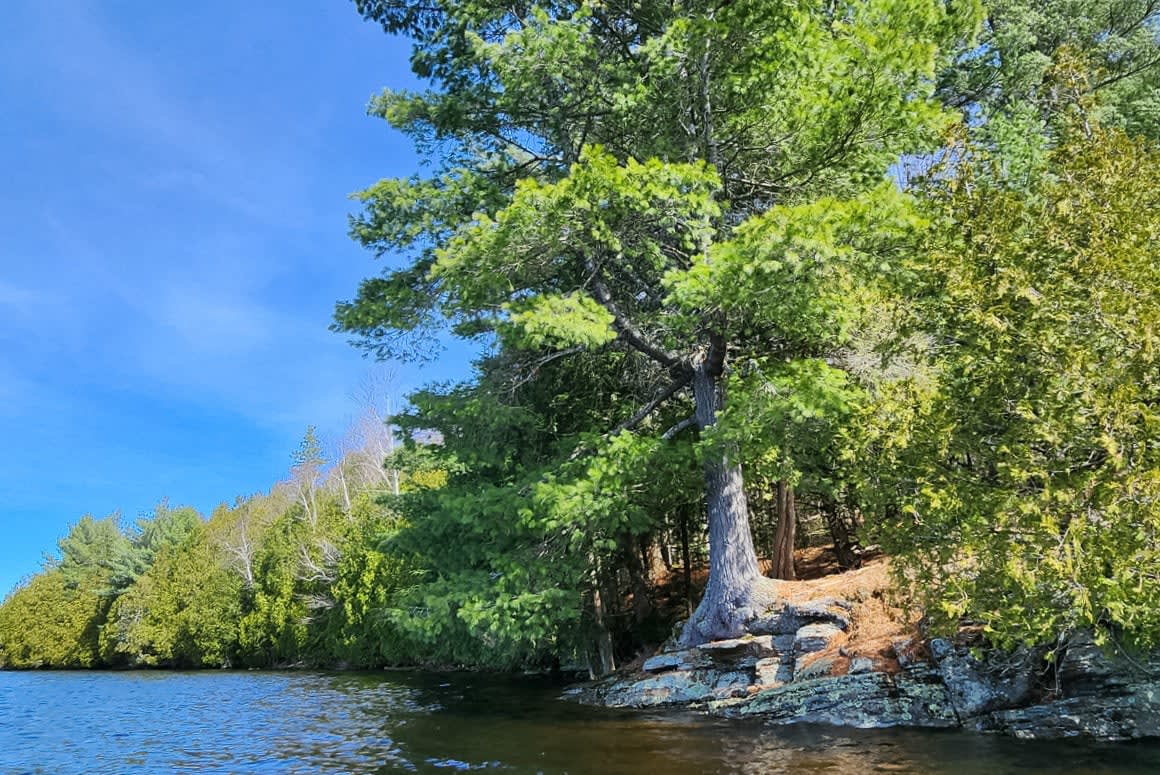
left=2, top=670, right=1159, bottom=774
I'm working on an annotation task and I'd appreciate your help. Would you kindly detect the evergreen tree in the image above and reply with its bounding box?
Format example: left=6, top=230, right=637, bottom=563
left=337, top=0, right=975, bottom=645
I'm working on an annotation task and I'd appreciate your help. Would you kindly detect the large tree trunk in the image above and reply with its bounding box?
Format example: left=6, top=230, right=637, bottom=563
left=680, top=355, right=778, bottom=646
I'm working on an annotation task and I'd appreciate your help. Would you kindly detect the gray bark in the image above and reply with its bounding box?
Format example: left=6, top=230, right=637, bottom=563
left=587, top=553, right=617, bottom=678
left=680, top=350, right=770, bottom=645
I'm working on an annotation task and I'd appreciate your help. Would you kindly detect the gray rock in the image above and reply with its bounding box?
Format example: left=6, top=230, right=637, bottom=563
left=748, top=606, right=799, bottom=636
left=748, top=598, right=854, bottom=636
left=754, top=657, right=789, bottom=686
left=794, top=623, right=844, bottom=654
left=928, top=637, right=954, bottom=661
left=980, top=682, right=1160, bottom=740
left=711, top=669, right=755, bottom=700
left=791, top=598, right=854, bottom=631
left=601, top=666, right=757, bottom=708
left=715, top=668, right=959, bottom=729
left=1055, top=632, right=1160, bottom=698
left=794, top=655, right=837, bottom=681
left=697, top=635, right=776, bottom=662
left=602, top=670, right=717, bottom=707
left=849, top=656, right=875, bottom=675
left=641, top=649, right=711, bottom=674
left=892, top=637, right=920, bottom=668
left=931, top=641, right=1034, bottom=718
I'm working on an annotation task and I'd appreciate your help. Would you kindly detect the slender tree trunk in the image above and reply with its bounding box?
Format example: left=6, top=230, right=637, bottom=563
left=339, top=466, right=353, bottom=515
left=771, top=479, right=797, bottom=580
left=623, top=534, right=654, bottom=625
left=679, top=505, right=693, bottom=618
left=680, top=354, right=773, bottom=645
left=586, top=554, right=617, bottom=678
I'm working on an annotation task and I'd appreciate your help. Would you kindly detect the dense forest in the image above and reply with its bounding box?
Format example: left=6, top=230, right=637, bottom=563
left=2, top=0, right=1158, bottom=672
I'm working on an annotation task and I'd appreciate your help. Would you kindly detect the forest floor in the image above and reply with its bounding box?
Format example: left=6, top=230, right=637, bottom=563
left=643, top=547, right=923, bottom=675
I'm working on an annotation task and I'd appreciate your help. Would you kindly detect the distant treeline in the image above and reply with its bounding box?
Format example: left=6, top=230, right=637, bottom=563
left=0, top=418, right=431, bottom=670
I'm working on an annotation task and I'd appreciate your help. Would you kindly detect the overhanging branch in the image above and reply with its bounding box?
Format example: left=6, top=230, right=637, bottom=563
left=585, top=258, right=686, bottom=369
left=614, top=373, right=693, bottom=434
left=507, top=345, right=586, bottom=392
left=661, top=415, right=698, bottom=440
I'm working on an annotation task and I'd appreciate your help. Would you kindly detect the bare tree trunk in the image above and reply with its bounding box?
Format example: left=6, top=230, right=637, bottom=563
left=584, top=552, right=618, bottom=678
left=643, top=535, right=667, bottom=581
left=659, top=537, right=673, bottom=572
left=680, top=355, right=775, bottom=645
left=771, top=479, right=797, bottom=580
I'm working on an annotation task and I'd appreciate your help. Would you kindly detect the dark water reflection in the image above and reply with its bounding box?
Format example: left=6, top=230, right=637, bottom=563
left=1, top=670, right=1158, bottom=774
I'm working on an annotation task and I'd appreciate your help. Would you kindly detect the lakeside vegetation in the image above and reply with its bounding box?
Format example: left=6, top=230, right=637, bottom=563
left=2, top=0, right=1158, bottom=672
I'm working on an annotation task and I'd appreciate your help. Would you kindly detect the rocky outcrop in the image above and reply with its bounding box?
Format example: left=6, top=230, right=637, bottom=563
left=713, top=667, right=959, bottom=729
left=928, top=637, right=1036, bottom=718
left=566, top=592, right=1160, bottom=741
left=972, top=632, right=1160, bottom=740
left=569, top=596, right=861, bottom=710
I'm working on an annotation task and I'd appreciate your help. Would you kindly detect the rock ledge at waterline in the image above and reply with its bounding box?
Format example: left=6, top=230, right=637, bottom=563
left=564, top=566, right=1160, bottom=741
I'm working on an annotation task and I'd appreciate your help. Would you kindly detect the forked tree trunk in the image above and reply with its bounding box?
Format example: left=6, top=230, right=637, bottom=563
left=680, top=359, right=776, bottom=646
left=771, top=479, right=797, bottom=580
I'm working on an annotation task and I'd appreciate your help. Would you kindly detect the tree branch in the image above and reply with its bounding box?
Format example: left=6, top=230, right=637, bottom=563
left=507, top=345, right=586, bottom=392
left=614, top=373, right=693, bottom=433
left=661, top=415, right=698, bottom=440
left=586, top=259, right=687, bottom=368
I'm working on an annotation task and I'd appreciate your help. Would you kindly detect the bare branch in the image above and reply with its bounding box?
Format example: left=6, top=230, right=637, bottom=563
left=661, top=415, right=698, bottom=440
left=507, top=345, right=586, bottom=392
left=614, top=373, right=693, bottom=433
left=585, top=258, right=687, bottom=368
left=297, top=540, right=341, bottom=584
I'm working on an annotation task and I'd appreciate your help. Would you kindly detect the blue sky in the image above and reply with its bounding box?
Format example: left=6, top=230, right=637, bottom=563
left=0, top=0, right=476, bottom=597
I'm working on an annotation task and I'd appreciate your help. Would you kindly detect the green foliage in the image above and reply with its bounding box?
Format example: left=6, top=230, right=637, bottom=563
left=386, top=425, right=697, bottom=668
left=101, top=523, right=243, bottom=668
left=7, top=0, right=1155, bottom=674
left=860, top=122, right=1160, bottom=648
left=939, top=0, right=1160, bottom=164
left=1, top=426, right=421, bottom=669
left=337, top=0, right=980, bottom=657
left=503, top=293, right=617, bottom=350
left=53, top=513, right=135, bottom=594
left=292, top=425, right=325, bottom=469
left=236, top=508, right=311, bottom=666
left=0, top=570, right=106, bottom=668
left=338, top=0, right=976, bottom=360
left=311, top=494, right=418, bottom=666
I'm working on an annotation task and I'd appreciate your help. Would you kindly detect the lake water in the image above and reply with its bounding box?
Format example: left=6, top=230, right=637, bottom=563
left=2, top=671, right=1159, bottom=774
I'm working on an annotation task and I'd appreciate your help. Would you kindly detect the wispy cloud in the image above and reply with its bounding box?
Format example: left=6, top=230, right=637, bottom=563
left=5, top=0, right=314, bottom=227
